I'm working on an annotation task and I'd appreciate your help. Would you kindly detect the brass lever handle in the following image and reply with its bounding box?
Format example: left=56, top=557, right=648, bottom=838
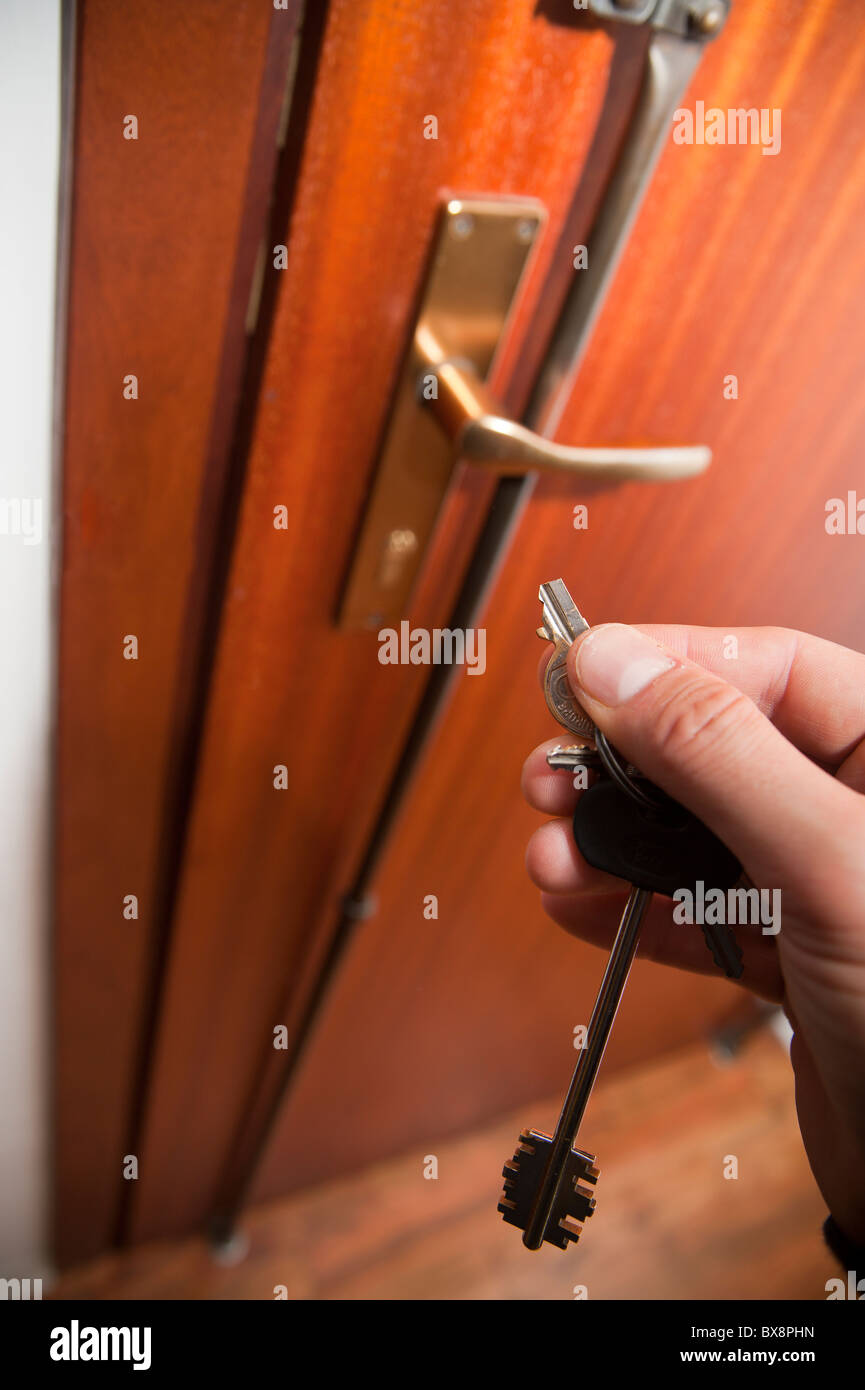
left=340, top=10, right=729, bottom=626
left=339, top=185, right=721, bottom=628
left=418, top=335, right=710, bottom=482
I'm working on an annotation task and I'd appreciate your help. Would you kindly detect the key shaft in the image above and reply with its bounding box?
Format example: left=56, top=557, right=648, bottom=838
left=546, top=744, right=602, bottom=772
left=538, top=579, right=595, bottom=741
left=522, top=884, right=652, bottom=1250
left=538, top=579, right=590, bottom=647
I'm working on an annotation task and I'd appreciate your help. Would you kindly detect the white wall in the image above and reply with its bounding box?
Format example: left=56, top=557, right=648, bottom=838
left=0, top=0, right=62, bottom=1275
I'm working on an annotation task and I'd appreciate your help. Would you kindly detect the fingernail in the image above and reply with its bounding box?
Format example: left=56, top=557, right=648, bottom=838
left=573, top=624, right=674, bottom=706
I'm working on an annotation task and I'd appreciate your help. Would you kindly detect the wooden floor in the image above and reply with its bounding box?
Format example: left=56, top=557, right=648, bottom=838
left=51, top=1028, right=836, bottom=1301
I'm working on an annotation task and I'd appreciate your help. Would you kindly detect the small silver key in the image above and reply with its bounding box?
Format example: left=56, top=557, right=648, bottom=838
left=545, top=743, right=643, bottom=780
left=545, top=743, right=602, bottom=773
left=537, top=580, right=595, bottom=741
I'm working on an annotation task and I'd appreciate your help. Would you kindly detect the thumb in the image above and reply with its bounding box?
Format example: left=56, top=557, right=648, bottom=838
left=567, top=623, right=856, bottom=884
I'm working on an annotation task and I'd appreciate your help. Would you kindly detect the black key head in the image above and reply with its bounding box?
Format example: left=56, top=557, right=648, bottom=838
left=573, top=777, right=745, bottom=978
left=573, top=776, right=741, bottom=898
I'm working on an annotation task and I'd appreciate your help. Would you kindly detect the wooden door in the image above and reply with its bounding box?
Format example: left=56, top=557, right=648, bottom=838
left=54, top=0, right=305, bottom=1266
left=57, top=0, right=865, bottom=1263
left=248, top=0, right=865, bottom=1206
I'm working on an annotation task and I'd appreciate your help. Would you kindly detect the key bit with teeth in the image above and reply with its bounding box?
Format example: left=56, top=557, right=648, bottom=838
left=546, top=743, right=645, bottom=781
left=498, top=1130, right=599, bottom=1250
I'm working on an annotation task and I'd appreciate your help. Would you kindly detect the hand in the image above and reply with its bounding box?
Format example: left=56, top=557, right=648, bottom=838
left=522, top=623, right=865, bottom=1243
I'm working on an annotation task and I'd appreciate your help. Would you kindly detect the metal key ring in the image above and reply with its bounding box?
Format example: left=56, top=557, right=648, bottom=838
left=593, top=730, right=666, bottom=814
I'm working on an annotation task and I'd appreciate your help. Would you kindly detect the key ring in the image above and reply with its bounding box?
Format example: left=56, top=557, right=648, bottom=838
left=593, top=729, right=667, bottom=815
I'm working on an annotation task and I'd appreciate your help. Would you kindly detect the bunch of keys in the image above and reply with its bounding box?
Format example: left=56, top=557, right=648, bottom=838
left=498, top=579, right=744, bottom=1252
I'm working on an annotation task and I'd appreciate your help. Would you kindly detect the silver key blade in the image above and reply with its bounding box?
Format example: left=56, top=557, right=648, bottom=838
left=522, top=885, right=651, bottom=1250
left=538, top=579, right=590, bottom=647
left=546, top=744, right=602, bottom=772
left=538, top=579, right=595, bottom=740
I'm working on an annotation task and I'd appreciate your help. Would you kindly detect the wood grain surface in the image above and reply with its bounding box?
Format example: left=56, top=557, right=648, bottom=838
left=64, top=0, right=865, bottom=1253
left=51, top=1031, right=835, bottom=1300
left=54, top=0, right=297, bottom=1265
left=251, top=0, right=865, bottom=1201
left=126, top=0, right=631, bottom=1244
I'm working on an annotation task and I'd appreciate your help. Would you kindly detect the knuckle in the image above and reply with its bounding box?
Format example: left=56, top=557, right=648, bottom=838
left=651, top=676, right=753, bottom=773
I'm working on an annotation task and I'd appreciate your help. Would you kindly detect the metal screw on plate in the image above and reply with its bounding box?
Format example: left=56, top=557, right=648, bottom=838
left=689, top=1, right=725, bottom=33
left=451, top=212, right=474, bottom=240
left=515, top=218, right=536, bottom=244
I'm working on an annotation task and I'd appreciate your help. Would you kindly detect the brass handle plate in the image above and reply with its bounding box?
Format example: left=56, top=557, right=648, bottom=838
left=339, top=196, right=545, bottom=629
left=339, top=194, right=710, bottom=629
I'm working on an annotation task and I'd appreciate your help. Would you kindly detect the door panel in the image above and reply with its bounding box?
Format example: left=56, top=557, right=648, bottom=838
left=54, top=0, right=298, bottom=1265
left=59, top=0, right=865, bottom=1257
left=126, top=0, right=645, bottom=1243
left=251, top=0, right=865, bottom=1198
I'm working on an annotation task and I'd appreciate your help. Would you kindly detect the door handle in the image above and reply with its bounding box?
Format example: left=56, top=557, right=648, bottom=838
left=339, top=1, right=729, bottom=629
left=416, top=327, right=709, bottom=482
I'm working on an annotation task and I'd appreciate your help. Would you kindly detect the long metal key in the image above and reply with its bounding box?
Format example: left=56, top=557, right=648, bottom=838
left=500, top=885, right=651, bottom=1250
left=499, top=580, right=742, bottom=1252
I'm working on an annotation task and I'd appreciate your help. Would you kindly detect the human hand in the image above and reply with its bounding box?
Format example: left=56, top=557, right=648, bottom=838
left=523, top=623, right=865, bottom=1242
